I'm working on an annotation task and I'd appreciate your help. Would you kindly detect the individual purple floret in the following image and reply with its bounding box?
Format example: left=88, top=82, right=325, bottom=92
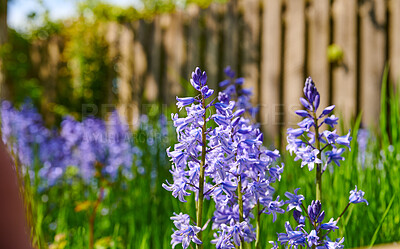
left=285, top=188, right=304, bottom=212
left=349, top=185, right=368, bottom=205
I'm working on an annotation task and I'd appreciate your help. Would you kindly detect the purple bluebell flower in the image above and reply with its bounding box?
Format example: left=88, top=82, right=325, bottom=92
left=265, top=196, right=285, bottom=222
left=325, top=147, right=345, bottom=167
left=38, top=133, right=69, bottom=186
left=295, top=147, right=323, bottom=171
left=336, top=130, right=352, bottom=149
left=273, top=198, right=345, bottom=249
left=277, top=221, right=307, bottom=248
left=324, top=115, right=339, bottom=128
left=269, top=241, right=279, bottom=249
left=357, top=129, right=370, bottom=168
left=166, top=67, right=285, bottom=247
left=286, top=77, right=353, bottom=174
left=306, top=200, right=326, bottom=224
left=105, top=111, right=133, bottom=180
left=307, top=230, right=319, bottom=247
left=190, top=67, right=207, bottom=90
left=349, top=185, right=368, bottom=205
left=176, top=97, right=196, bottom=110
left=171, top=220, right=202, bottom=249
left=213, top=222, right=255, bottom=247
left=319, top=237, right=345, bottom=249
left=320, top=105, right=335, bottom=117
left=285, top=188, right=304, bottom=211
left=293, top=210, right=305, bottom=225
left=322, top=130, right=339, bottom=144
left=303, top=77, right=320, bottom=112
left=320, top=218, right=339, bottom=231
left=218, top=66, right=258, bottom=118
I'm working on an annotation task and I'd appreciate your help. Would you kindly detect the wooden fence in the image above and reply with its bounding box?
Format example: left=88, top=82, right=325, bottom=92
left=26, top=0, right=400, bottom=140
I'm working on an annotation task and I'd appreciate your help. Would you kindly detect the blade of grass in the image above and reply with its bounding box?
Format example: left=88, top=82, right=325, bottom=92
left=367, top=193, right=396, bottom=249
left=380, top=65, right=389, bottom=145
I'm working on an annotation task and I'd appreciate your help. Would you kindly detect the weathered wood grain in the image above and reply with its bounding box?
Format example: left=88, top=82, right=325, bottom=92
left=162, top=11, right=186, bottom=104
left=307, top=0, right=330, bottom=109
left=223, top=0, right=239, bottom=73
left=185, top=4, right=201, bottom=82
left=332, top=0, right=357, bottom=123
left=283, top=0, right=306, bottom=129
left=360, top=0, right=386, bottom=127
left=118, top=24, right=134, bottom=126
left=390, top=0, right=400, bottom=87
left=205, top=3, right=220, bottom=91
left=241, top=0, right=261, bottom=105
left=260, top=0, right=283, bottom=140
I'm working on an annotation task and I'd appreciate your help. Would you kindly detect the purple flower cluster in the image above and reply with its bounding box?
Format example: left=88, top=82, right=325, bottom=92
left=271, top=187, right=367, bottom=249
left=219, top=66, right=259, bottom=119
left=287, top=77, right=352, bottom=173
left=273, top=199, right=343, bottom=249
left=271, top=77, right=368, bottom=249
left=1, top=101, right=49, bottom=168
left=170, top=213, right=203, bottom=248
left=164, top=67, right=284, bottom=249
left=1, top=102, right=136, bottom=186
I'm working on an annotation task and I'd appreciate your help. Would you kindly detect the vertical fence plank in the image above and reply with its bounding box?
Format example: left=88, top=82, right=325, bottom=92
left=260, top=0, right=282, bottom=140
left=205, top=3, right=220, bottom=91
left=390, top=0, right=400, bottom=86
left=307, top=0, right=330, bottom=109
left=283, top=0, right=305, bottom=129
left=186, top=4, right=201, bottom=79
left=105, top=22, right=120, bottom=105
left=162, top=11, right=186, bottom=104
left=223, top=0, right=239, bottom=72
left=241, top=0, right=260, bottom=105
left=132, top=21, right=148, bottom=126
left=332, top=0, right=357, bottom=123
left=360, top=0, right=386, bottom=127
left=118, top=23, right=134, bottom=125
left=144, top=17, right=161, bottom=103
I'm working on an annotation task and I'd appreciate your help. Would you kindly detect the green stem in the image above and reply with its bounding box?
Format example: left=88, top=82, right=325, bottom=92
left=312, top=112, right=322, bottom=249
left=255, top=200, right=261, bottom=249
left=89, top=187, right=104, bottom=249
left=196, top=97, right=207, bottom=249
left=313, top=112, right=322, bottom=201
left=237, top=176, right=244, bottom=249
left=321, top=203, right=351, bottom=240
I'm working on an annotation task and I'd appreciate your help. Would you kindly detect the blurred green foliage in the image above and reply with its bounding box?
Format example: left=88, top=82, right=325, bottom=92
left=2, top=0, right=226, bottom=123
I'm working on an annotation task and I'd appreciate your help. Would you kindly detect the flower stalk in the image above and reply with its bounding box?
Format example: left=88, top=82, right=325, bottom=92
left=196, top=96, right=207, bottom=249
left=313, top=112, right=322, bottom=202
left=89, top=186, right=104, bottom=249
left=255, top=200, right=261, bottom=249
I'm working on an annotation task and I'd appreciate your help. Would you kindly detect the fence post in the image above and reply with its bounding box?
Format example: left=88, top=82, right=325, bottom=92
left=360, top=0, right=386, bottom=127
left=307, top=0, right=330, bottom=109
left=332, top=0, right=357, bottom=124
left=241, top=0, right=261, bottom=106
left=260, top=0, right=283, bottom=142
left=283, top=0, right=305, bottom=130
left=390, top=0, right=400, bottom=87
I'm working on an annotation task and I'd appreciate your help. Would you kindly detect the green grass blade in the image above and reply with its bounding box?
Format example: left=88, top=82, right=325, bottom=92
left=380, top=65, right=389, bottom=145
left=367, top=193, right=396, bottom=249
